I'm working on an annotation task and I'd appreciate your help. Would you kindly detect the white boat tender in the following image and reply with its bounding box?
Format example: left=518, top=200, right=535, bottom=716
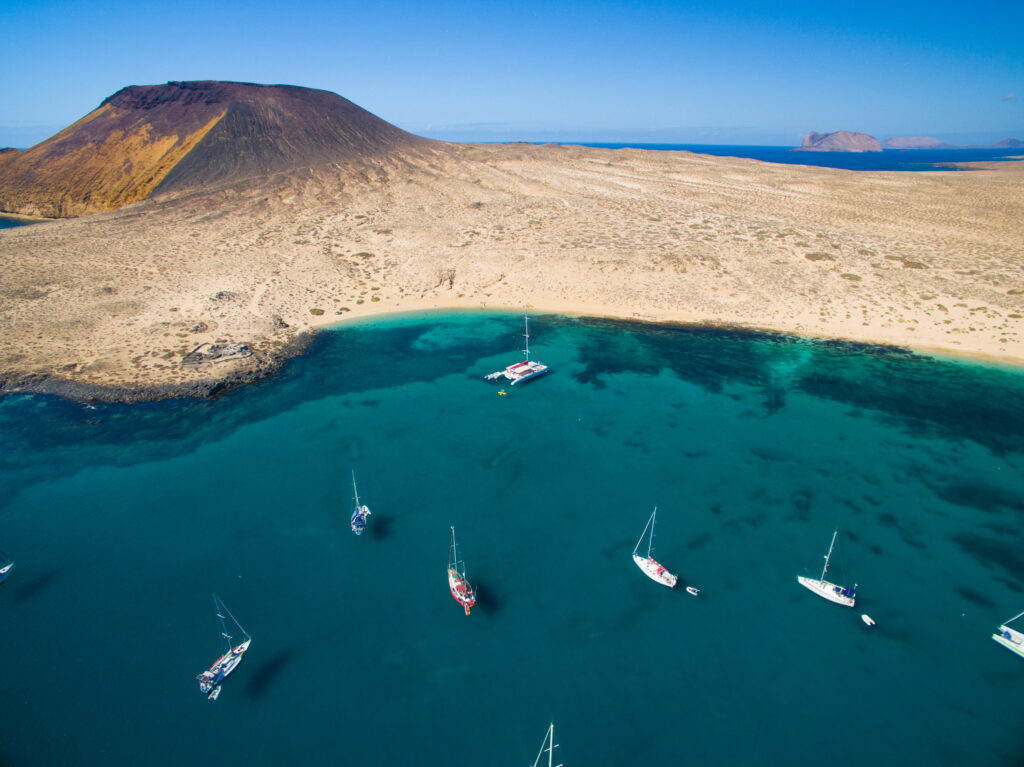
left=485, top=308, right=550, bottom=386
left=797, top=530, right=856, bottom=607
left=992, top=609, right=1024, bottom=660
left=861, top=614, right=875, bottom=626
left=686, top=586, right=700, bottom=596
left=632, top=507, right=677, bottom=588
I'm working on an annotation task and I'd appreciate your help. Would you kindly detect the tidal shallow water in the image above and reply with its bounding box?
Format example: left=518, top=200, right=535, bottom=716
left=1, top=312, right=1023, bottom=766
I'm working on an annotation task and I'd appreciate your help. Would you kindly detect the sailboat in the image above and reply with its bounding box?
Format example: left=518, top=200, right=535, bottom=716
left=447, top=527, right=476, bottom=615
left=797, top=530, right=856, bottom=607
left=0, top=550, right=12, bottom=584
left=632, top=507, right=678, bottom=588
left=485, top=307, right=551, bottom=386
left=531, top=722, right=563, bottom=767
left=196, top=595, right=252, bottom=700
left=992, top=610, right=1024, bottom=659
left=350, top=470, right=372, bottom=535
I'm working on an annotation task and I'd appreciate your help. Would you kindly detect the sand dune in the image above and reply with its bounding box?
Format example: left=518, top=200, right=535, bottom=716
left=1, top=141, right=1022, bottom=399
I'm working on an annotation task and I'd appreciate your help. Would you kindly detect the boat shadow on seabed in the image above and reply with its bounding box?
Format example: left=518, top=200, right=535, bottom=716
left=468, top=577, right=502, bottom=616
left=242, top=648, right=293, bottom=700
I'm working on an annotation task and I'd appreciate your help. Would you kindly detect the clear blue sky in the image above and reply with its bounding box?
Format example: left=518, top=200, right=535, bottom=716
left=1, top=0, right=1021, bottom=147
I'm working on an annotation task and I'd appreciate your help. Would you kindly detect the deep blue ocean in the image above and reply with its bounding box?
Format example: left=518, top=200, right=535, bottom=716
left=2, top=312, right=1023, bottom=766
left=0, top=216, right=30, bottom=229
left=566, top=144, right=1024, bottom=172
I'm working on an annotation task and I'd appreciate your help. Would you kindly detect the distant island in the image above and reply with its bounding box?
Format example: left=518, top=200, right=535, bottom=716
left=797, top=131, right=882, bottom=152
left=797, top=132, right=1024, bottom=152
left=882, top=136, right=957, bottom=149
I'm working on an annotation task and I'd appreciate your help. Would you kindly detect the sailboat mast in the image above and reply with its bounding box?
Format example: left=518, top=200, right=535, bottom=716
left=523, top=308, right=531, bottom=360
left=648, top=507, right=657, bottom=558
left=351, top=470, right=360, bottom=508
left=820, top=530, right=838, bottom=583
left=633, top=508, right=655, bottom=556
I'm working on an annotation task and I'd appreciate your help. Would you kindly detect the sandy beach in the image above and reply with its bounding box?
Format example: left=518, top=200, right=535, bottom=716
left=1, top=141, right=1023, bottom=399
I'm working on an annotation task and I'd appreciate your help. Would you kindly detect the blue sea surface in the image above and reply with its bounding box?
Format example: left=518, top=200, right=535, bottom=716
left=561, top=144, right=1024, bottom=172
left=0, top=216, right=33, bottom=230
left=1, top=313, right=1023, bottom=766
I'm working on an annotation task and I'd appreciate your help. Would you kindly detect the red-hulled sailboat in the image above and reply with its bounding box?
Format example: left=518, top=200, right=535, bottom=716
left=448, top=527, right=476, bottom=615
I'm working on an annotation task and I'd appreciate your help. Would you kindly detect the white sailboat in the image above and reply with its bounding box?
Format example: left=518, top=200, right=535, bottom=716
left=531, top=722, right=563, bottom=767
left=350, top=470, right=372, bottom=535
left=196, top=595, right=251, bottom=700
left=485, top=307, right=551, bottom=386
left=0, top=550, right=12, bottom=584
left=797, top=530, right=856, bottom=607
left=992, top=610, right=1024, bottom=660
left=632, top=507, right=678, bottom=588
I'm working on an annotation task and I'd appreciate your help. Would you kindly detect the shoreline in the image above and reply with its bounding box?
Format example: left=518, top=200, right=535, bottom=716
left=3, top=142, right=1022, bottom=401
left=3, top=307, right=1021, bottom=406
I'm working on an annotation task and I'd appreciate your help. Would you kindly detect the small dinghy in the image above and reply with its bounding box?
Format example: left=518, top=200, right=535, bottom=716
left=207, top=685, right=222, bottom=701
left=0, top=550, right=12, bottom=584
left=686, top=586, right=700, bottom=596
left=861, top=614, right=875, bottom=626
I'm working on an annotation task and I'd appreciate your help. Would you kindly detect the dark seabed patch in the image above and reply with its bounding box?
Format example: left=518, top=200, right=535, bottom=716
left=953, top=532, right=1024, bottom=581
left=957, top=586, right=996, bottom=608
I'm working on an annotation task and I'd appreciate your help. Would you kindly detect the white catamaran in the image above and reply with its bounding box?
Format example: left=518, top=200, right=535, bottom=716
left=992, top=610, right=1024, bottom=660
left=196, top=595, right=251, bottom=700
left=632, top=507, right=678, bottom=588
left=797, top=530, right=856, bottom=607
left=531, top=722, right=563, bottom=767
left=448, top=526, right=476, bottom=616
left=350, top=470, right=372, bottom=535
left=485, top=307, right=550, bottom=386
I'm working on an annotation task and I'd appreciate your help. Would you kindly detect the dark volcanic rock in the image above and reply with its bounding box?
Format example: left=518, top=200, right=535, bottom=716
left=0, top=332, right=315, bottom=404
left=797, top=130, right=882, bottom=152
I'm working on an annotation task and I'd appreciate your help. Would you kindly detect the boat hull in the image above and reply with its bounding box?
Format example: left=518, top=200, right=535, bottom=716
left=0, top=562, right=11, bottom=583
left=633, top=554, right=677, bottom=588
left=992, top=625, right=1024, bottom=659
left=797, top=576, right=855, bottom=606
left=448, top=568, right=476, bottom=614
left=487, top=360, right=551, bottom=385
left=198, top=638, right=251, bottom=694
left=351, top=505, right=371, bottom=534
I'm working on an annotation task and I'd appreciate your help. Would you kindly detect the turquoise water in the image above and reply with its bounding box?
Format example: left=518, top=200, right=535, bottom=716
left=1, top=312, right=1023, bottom=766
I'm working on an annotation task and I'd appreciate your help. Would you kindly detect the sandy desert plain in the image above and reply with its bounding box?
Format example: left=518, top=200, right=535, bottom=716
left=1, top=140, right=1023, bottom=400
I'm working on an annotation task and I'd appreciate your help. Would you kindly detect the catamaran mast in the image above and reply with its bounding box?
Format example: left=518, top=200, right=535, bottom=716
left=820, top=530, right=838, bottom=583
left=523, top=308, right=531, bottom=361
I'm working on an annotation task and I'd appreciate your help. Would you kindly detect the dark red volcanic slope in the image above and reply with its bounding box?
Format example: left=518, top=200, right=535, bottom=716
left=0, top=80, right=433, bottom=218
